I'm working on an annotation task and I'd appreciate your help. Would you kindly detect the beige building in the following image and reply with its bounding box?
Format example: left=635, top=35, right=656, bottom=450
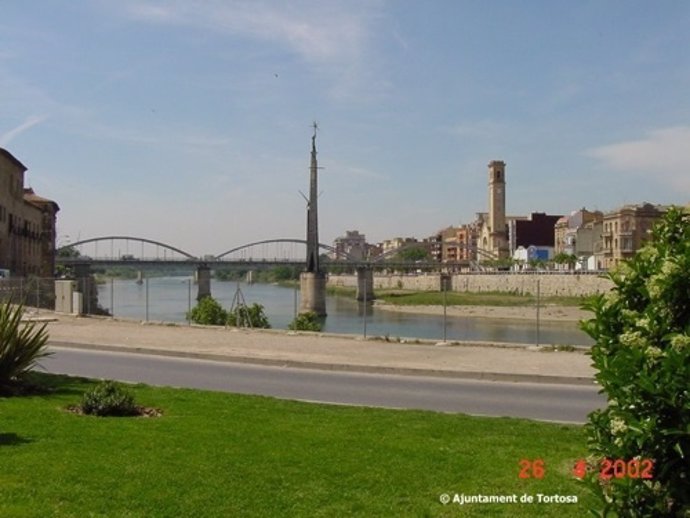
left=554, top=208, right=604, bottom=267
left=0, top=148, right=59, bottom=277
left=594, top=203, right=666, bottom=270
left=381, top=237, right=419, bottom=256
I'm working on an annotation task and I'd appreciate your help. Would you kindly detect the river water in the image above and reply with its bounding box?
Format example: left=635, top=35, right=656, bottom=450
left=98, top=277, right=592, bottom=346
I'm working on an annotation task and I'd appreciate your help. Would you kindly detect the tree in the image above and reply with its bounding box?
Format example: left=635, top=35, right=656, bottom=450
left=580, top=207, right=690, bottom=516
left=187, top=296, right=227, bottom=326
left=57, top=245, right=81, bottom=259
left=394, top=246, right=430, bottom=262
left=288, top=311, right=322, bottom=332
left=554, top=252, right=577, bottom=269
left=271, top=266, right=299, bottom=281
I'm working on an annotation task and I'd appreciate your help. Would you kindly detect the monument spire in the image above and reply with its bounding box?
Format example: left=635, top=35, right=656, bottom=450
left=306, top=121, right=320, bottom=273
left=299, top=121, right=327, bottom=316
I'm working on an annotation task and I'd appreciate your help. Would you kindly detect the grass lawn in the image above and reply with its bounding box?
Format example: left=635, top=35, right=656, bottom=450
left=376, top=290, right=588, bottom=307
left=1, top=374, right=597, bottom=517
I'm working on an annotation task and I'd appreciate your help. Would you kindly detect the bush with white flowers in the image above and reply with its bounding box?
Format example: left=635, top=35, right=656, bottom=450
left=581, top=206, right=690, bottom=516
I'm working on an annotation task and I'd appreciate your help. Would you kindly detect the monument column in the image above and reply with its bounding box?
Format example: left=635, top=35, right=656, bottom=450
left=299, top=123, right=327, bottom=316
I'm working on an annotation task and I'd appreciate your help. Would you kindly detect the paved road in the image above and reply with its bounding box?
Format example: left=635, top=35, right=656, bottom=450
left=42, top=346, right=605, bottom=423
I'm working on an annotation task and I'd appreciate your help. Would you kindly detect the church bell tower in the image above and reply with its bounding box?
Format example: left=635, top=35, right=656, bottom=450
left=488, top=160, right=508, bottom=259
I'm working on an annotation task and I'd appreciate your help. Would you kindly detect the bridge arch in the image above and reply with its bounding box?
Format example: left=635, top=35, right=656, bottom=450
left=57, top=236, right=197, bottom=260
left=214, top=239, right=358, bottom=262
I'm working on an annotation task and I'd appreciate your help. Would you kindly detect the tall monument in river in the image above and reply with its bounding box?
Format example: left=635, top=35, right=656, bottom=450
left=299, top=123, right=327, bottom=316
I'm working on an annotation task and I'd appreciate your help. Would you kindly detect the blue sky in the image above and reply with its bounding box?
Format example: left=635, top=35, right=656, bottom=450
left=2, top=1, right=689, bottom=255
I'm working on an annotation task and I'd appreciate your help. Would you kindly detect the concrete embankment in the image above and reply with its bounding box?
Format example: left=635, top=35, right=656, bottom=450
left=329, top=272, right=613, bottom=297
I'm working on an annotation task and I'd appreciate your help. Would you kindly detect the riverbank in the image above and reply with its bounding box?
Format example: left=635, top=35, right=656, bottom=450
left=374, top=302, right=589, bottom=323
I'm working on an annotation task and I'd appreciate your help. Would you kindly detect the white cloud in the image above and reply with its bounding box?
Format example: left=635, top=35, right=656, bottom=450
left=586, top=126, right=690, bottom=192
left=122, top=1, right=375, bottom=65
left=118, top=0, right=387, bottom=100
left=0, top=115, right=48, bottom=146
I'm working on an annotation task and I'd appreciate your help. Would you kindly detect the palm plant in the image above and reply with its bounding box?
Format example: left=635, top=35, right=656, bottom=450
left=0, top=301, right=50, bottom=389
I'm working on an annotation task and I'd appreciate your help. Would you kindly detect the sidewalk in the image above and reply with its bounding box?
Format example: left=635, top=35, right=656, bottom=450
left=39, top=313, right=596, bottom=385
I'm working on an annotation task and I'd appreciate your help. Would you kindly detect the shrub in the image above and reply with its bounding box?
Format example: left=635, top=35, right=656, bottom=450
left=227, top=303, right=271, bottom=329
left=580, top=206, right=690, bottom=516
left=187, top=296, right=228, bottom=326
left=0, top=302, right=50, bottom=390
left=81, top=380, right=137, bottom=416
left=288, top=311, right=322, bottom=332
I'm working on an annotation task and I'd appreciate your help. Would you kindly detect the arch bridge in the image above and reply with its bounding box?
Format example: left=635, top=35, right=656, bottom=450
left=56, top=236, right=361, bottom=301
left=56, top=235, right=499, bottom=303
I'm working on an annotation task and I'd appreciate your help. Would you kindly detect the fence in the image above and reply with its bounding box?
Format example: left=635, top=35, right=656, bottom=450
left=0, top=277, right=57, bottom=311
left=0, top=277, right=196, bottom=322
left=0, top=275, right=591, bottom=346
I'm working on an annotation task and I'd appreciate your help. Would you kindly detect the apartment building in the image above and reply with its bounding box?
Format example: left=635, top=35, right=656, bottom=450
left=594, top=203, right=667, bottom=270
left=554, top=208, right=603, bottom=255
left=429, top=226, right=456, bottom=262
left=455, top=223, right=479, bottom=261
left=333, top=230, right=367, bottom=260
left=0, top=148, right=59, bottom=277
left=430, top=224, right=480, bottom=263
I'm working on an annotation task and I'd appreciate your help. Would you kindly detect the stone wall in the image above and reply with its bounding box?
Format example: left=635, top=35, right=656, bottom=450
left=328, top=273, right=613, bottom=297
left=329, top=273, right=443, bottom=292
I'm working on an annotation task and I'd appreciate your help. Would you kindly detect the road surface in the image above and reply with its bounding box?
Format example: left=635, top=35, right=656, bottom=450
left=41, top=346, right=605, bottom=423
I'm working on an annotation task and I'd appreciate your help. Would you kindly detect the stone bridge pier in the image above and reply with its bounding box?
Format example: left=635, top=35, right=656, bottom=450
left=196, top=265, right=211, bottom=300
left=356, top=267, right=374, bottom=303
left=299, top=272, right=327, bottom=316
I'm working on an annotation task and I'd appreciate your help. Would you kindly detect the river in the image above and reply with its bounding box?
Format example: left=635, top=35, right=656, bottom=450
left=97, top=277, right=592, bottom=346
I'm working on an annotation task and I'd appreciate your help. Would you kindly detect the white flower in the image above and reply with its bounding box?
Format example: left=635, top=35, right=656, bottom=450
left=670, top=334, right=690, bottom=351
left=604, top=291, right=619, bottom=307
left=619, top=331, right=647, bottom=347
left=660, top=259, right=681, bottom=277
left=645, top=346, right=663, bottom=360
left=621, top=309, right=639, bottom=321
left=615, top=263, right=633, bottom=281
left=638, top=246, right=659, bottom=263
left=636, top=316, right=651, bottom=331
left=610, top=417, right=628, bottom=435
left=646, top=276, right=663, bottom=299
